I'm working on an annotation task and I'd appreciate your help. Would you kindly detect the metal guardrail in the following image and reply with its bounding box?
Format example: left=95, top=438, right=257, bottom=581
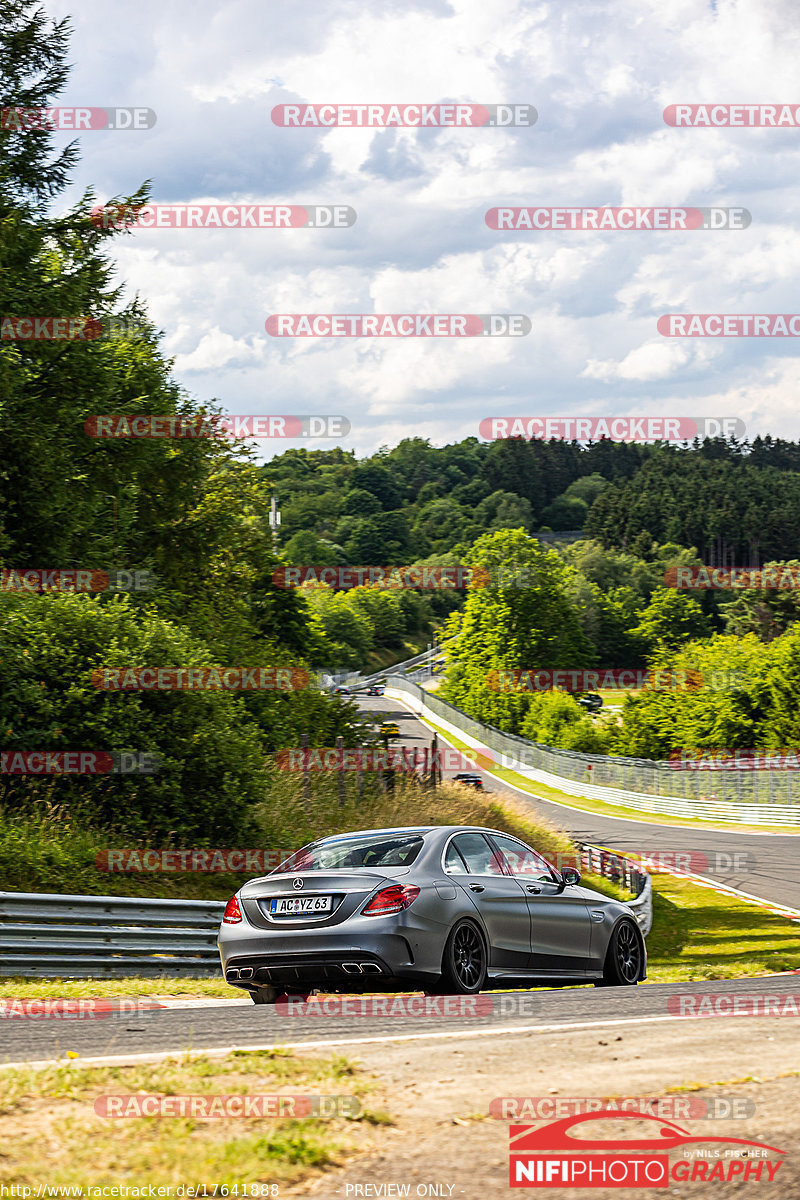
left=354, top=644, right=449, bottom=690
left=387, top=676, right=800, bottom=825
left=0, top=891, right=224, bottom=977
left=579, top=843, right=653, bottom=937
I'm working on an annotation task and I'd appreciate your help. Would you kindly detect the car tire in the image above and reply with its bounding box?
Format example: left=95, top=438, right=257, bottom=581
left=250, top=986, right=280, bottom=1004
left=438, top=919, right=488, bottom=994
left=597, top=918, right=642, bottom=986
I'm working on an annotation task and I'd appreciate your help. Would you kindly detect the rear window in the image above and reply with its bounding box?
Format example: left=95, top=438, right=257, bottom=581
left=274, top=833, right=425, bottom=872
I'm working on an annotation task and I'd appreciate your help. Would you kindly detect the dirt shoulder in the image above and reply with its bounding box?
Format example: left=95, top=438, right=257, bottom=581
left=291, top=1016, right=800, bottom=1199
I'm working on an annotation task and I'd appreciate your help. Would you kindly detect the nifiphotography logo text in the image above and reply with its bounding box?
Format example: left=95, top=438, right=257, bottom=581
left=509, top=1111, right=785, bottom=1187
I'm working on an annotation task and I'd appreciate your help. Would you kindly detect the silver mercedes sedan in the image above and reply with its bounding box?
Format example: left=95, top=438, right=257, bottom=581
left=218, top=825, right=646, bottom=1003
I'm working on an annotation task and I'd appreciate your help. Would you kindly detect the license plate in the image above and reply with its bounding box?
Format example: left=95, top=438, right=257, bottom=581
left=269, top=895, right=332, bottom=916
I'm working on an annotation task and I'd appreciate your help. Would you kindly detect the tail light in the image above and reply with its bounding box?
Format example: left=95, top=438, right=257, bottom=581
left=361, top=884, right=420, bottom=916
left=222, top=894, right=242, bottom=924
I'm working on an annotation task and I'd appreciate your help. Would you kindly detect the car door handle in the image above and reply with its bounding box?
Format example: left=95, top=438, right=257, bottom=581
left=526, top=885, right=542, bottom=894
left=469, top=884, right=485, bottom=892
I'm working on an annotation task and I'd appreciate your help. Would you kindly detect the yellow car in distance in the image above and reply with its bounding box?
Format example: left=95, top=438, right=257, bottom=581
left=379, top=722, right=400, bottom=738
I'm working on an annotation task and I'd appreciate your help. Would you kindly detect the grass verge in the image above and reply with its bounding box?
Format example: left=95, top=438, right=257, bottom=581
left=0, top=1048, right=386, bottom=1188
left=644, top=874, right=800, bottom=983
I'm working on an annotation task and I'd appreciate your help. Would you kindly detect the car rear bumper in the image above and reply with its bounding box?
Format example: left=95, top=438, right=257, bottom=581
left=223, top=950, right=395, bottom=989
left=218, top=928, right=439, bottom=990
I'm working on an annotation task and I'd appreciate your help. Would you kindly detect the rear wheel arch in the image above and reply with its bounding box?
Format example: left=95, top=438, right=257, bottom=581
left=437, top=916, right=489, bottom=993
left=448, top=914, right=488, bottom=957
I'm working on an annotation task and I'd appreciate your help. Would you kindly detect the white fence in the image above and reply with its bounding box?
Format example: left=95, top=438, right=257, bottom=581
left=387, top=677, right=800, bottom=826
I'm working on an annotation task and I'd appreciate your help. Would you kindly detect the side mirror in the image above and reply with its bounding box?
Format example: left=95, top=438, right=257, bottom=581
left=561, top=867, right=581, bottom=886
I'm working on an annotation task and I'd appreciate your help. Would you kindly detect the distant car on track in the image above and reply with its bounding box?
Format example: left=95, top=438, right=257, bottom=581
left=576, top=693, right=603, bottom=712
left=332, top=686, right=351, bottom=695
left=366, top=685, right=385, bottom=696
left=218, top=824, right=646, bottom=1003
left=453, top=772, right=484, bottom=790
left=379, top=721, right=400, bottom=738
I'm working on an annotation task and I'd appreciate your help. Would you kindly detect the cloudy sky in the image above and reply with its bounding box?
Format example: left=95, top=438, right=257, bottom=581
left=43, top=0, right=800, bottom=458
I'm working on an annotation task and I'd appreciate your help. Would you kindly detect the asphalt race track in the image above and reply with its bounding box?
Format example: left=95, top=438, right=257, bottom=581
left=359, top=693, right=800, bottom=911
left=3, top=974, right=800, bottom=1067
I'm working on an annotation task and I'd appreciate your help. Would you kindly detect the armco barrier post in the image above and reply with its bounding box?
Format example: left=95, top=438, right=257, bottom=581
left=336, top=735, right=345, bottom=807
left=301, top=733, right=311, bottom=813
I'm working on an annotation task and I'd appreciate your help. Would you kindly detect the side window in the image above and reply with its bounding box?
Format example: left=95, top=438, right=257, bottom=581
left=491, top=835, right=555, bottom=882
left=450, top=832, right=506, bottom=876
left=444, top=842, right=468, bottom=874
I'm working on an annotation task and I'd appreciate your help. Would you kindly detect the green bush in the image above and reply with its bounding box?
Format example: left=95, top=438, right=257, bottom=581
left=0, top=592, right=270, bottom=841
left=520, top=691, right=613, bottom=754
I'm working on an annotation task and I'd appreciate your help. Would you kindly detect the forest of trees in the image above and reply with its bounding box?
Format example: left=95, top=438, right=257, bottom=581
left=270, top=435, right=800, bottom=569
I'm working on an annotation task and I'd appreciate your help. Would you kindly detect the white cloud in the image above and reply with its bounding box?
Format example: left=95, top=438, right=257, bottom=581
left=37, top=0, right=800, bottom=455
left=583, top=339, right=694, bottom=382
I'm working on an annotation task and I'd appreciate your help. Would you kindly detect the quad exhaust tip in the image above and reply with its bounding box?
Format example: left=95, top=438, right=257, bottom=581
left=231, top=962, right=383, bottom=980
left=226, top=967, right=253, bottom=981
